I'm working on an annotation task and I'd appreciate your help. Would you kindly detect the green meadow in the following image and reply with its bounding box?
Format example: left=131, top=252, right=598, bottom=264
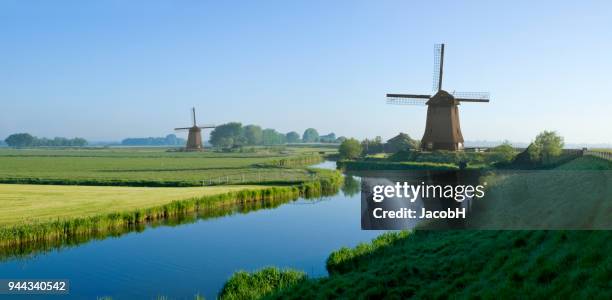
left=0, top=146, right=332, bottom=186
left=0, top=146, right=342, bottom=248
left=0, top=184, right=267, bottom=226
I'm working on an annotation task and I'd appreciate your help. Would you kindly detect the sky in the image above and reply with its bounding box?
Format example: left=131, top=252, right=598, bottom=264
left=1, top=0, right=611, bottom=144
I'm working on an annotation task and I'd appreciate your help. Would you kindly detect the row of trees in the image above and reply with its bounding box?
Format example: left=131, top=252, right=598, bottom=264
left=339, top=133, right=419, bottom=159
left=209, top=123, right=342, bottom=148
left=122, top=134, right=186, bottom=146
left=4, top=133, right=88, bottom=147
left=340, top=130, right=566, bottom=166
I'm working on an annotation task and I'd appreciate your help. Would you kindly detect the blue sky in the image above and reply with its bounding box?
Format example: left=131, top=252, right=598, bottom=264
left=1, top=1, right=611, bottom=144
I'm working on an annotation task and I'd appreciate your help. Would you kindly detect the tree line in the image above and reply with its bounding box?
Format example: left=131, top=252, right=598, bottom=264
left=339, top=133, right=419, bottom=159
left=4, top=133, right=88, bottom=147
left=121, top=134, right=186, bottom=146
left=209, top=122, right=343, bottom=148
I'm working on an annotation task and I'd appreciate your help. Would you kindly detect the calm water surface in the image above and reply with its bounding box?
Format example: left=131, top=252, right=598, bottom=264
left=0, top=162, right=384, bottom=299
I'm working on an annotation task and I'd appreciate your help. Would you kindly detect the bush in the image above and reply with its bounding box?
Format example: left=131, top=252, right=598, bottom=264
left=339, top=138, right=362, bottom=160
left=528, top=131, right=564, bottom=165
left=491, top=141, right=517, bottom=163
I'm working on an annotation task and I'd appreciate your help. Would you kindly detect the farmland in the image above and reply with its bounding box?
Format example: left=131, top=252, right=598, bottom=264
left=0, top=184, right=268, bottom=226
left=0, top=146, right=335, bottom=186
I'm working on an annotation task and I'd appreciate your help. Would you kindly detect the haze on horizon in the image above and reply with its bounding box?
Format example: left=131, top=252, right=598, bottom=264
left=1, top=1, right=611, bottom=145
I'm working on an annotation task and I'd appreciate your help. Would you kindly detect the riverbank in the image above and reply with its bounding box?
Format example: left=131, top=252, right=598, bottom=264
left=337, top=150, right=510, bottom=171
left=261, top=230, right=611, bottom=299
left=218, top=155, right=612, bottom=299
left=0, top=169, right=343, bottom=250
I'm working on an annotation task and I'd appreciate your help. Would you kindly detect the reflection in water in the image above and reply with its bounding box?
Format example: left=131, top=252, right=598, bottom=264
left=341, top=175, right=361, bottom=197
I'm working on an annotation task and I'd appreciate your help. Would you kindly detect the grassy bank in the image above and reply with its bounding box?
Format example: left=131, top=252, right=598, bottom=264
left=0, top=147, right=329, bottom=187
left=219, top=155, right=612, bottom=299
left=0, top=169, right=342, bottom=249
left=260, top=230, right=611, bottom=299
left=337, top=160, right=459, bottom=171
left=338, top=150, right=511, bottom=171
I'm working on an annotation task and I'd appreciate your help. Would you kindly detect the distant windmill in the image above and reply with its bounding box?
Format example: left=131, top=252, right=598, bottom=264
left=175, top=107, right=215, bottom=151
left=386, top=44, right=490, bottom=151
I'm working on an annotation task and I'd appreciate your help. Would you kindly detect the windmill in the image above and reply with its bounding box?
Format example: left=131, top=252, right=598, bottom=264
left=174, top=107, right=215, bottom=151
left=386, top=44, right=490, bottom=151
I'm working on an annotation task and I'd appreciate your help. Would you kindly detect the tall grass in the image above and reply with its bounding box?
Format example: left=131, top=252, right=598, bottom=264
left=218, top=267, right=306, bottom=300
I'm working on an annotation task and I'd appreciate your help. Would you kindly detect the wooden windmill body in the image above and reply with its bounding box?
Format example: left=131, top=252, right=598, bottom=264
left=387, top=44, right=490, bottom=151
left=175, top=108, right=215, bottom=151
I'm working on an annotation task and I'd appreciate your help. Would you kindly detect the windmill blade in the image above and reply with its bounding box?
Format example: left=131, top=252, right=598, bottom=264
left=386, top=94, right=430, bottom=105
left=453, top=91, right=490, bottom=102
left=432, top=43, right=444, bottom=92
left=174, top=127, right=191, bottom=130
left=198, top=125, right=216, bottom=129
left=191, top=107, right=197, bottom=126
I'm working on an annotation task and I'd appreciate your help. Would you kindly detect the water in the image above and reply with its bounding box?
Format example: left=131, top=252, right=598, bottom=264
left=0, top=162, right=385, bottom=299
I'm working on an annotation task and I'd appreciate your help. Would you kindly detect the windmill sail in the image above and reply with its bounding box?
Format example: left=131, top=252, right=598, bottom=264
left=453, top=92, right=490, bottom=102
left=432, top=43, right=444, bottom=92
left=386, top=94, right=430, bottom=105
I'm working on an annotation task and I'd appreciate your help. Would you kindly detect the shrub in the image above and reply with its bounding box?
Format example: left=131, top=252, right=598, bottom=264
left=339, top=138, right=362, bottom=160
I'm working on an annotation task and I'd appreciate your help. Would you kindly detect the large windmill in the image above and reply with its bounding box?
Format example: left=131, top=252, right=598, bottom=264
left=174, top=107, right=215, bottom=151
left=386, top=44, right=490, bottom=151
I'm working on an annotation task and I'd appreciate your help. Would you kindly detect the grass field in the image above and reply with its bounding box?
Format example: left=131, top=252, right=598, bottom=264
left=464, top=156, right=612, bottom=229
left=0, top=146, right=333, bottom=186
left=0, top=146, right=341, bottom=248
left=0, top=184, right=267, bottom=226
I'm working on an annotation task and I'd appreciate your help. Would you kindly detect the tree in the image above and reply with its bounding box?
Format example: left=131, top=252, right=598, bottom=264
left=72, top=137, right=88, bottom=147
left=302, top=128, right=319, bottom=143
left=385, top=133, right=418, bottom=153
left=243, top=125, right=263, bottom=145
left=165, top=134, right=178, bottom=145
left=122, top=135, right=184, bottom=146
left=319, top=133, right=337, bottom=143
left=335, top=136, right=347, bottom=143
left=5, top=133, right=87, bottom=147
left=210, top=122, right=244, bottom=148
left=492, top=140, right=517, bottom=163
left=361, top=136, right=384, bottom=155
left=528, top=131, right=564, bottom=164
left=262, top=128, right=284, bottom=145
left=286, top=131, right=301, bottom=143
left=5, top=133, right=35, bottom=147
left=339, top=138, right=362, bottom=160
